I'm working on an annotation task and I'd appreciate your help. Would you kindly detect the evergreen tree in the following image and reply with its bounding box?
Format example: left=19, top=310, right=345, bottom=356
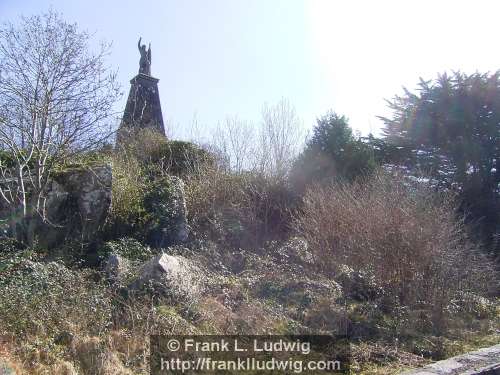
left=380, top=71, right=500, bottom=256
left=292, top=112, right=376, bottom=189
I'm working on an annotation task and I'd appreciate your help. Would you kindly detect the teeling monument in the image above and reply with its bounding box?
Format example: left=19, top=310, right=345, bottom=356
left=117, top=38, right=166, bottom=144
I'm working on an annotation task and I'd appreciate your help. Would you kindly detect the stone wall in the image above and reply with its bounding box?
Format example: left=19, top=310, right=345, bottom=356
left=403, top=344, right=500, bottom=374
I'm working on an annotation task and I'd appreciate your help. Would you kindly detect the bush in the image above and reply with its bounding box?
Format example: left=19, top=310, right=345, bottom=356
left=294, top=170, right=496, bottom=333
left=149, top=140, right=215, bottom=177
left=0, top=251, right=112, bottom=339
left=184, top=167, right=297, bottom=248
left=97, top=238, right=153, bottom=262
left=106, top=151, right=149, bottom=239
left=107, top=130, right=215, bottom=241
left=118, top=128, right=215, bottom=177
left=143, top=175, right=188, bottom=247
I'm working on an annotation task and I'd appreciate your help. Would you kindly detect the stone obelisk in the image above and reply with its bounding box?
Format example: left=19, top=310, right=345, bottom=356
left=117, top=37, right=166, bottom=144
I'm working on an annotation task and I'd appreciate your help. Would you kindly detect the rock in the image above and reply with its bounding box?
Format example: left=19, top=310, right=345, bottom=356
left=104, top=253, right=129, bottom=282
left=129, top=253, right=200, bottom=301
left=144, top=175, right=189, bottom=247
left=11, top=164, right=112, bottom=248
left=62, top=165, right=112, bottom=236
left=403, top=344, right=500, bottom=374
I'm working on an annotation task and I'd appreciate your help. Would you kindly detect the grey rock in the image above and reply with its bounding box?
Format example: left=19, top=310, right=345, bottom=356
left=129, top=253, right=200, bottom=301
left=0, top=164, right=112, bottom=248
left=46, top=164, right=112, bottom=246
left=403, top=344, right=500, bottom=374
left=104, top=253, right=129, bottom=282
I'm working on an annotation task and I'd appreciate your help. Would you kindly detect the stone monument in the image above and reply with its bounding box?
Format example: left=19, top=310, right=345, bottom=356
left=117, top=37, right=166, bottom=143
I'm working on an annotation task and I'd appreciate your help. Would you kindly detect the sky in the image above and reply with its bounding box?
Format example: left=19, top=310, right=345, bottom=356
left=1, top=0, right=500, bottom=140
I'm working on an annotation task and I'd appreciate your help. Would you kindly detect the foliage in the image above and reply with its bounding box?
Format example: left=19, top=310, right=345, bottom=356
left=380, top=71, right=500, bottom=256
left=143, top=175, right=188, bottom=247
left=292, top=112, right=377, bottom=190
left=0, top=251, right=112, bottom=338
left=119, top=128, right=215, bottom=177
left=97, top=238, right=153, bottom=262
left=105, top=151, right=149, bottom=240
left=294, top=170, right=496, bottom=333
left=184, top=167, right=297, bottom=248
left=150, top=140, right=215, bottom=176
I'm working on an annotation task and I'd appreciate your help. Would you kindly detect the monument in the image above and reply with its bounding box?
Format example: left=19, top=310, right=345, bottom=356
left=117, top=38, right=166, bottom=143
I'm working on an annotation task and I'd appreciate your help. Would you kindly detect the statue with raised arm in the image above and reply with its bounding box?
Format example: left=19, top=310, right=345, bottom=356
left=138, top=37, right=151, bottom=75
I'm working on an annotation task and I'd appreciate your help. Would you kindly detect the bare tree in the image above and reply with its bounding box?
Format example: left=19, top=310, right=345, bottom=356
left=212, top=115, right=257, bottom=173
left=0, top=10, right=121, bottom=242
left=259, top=98, right=304, bottom=178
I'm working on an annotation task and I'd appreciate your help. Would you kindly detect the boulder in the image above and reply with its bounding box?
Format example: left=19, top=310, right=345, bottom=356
left=12, top=164, right=112, bottom=248
left=129, top=253, right=200, bottom=301
left=144, top=175, right=189, bottom=247
left=104, top=253, right=129, bottom=283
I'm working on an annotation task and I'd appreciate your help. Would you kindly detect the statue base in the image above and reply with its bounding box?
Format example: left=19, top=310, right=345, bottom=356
left=117, top=73, right=166, bottom=145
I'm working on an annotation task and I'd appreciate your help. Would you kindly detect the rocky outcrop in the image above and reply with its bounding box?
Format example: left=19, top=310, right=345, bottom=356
left=129, top=253, right=200, bottom=301
left=0, top=164, right=112, bottom=248
left=42, top=164, right=112, bottom=247
left=0, top=163, right=193, bottom=250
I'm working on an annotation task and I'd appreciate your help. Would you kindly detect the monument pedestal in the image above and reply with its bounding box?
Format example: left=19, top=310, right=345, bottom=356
left=117, top=73, right=165, bottom=144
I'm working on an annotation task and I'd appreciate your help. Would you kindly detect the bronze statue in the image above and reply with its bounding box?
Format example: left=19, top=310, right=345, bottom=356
left=138, top=37, right=151, bottom=75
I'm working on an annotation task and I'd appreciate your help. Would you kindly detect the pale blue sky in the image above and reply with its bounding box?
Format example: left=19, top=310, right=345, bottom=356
left=1, top=0, right=500, bottom=140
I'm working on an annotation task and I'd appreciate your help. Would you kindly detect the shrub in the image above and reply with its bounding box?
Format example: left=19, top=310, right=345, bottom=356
left=118, top=128, right=215, bottom=177
left=0, top=252, right=112, bottom=339
left=184, top=167, right=297, bottom=248
left=149, top=140, right=215, bottom=177
left=106, top=151, right=149, bottom=239
left=294, top=170, right=496, bottom=333
left=143, top=175, right=189, bottom=247
left=97, top=238, right=153, bottom=262
left=107, top=130, right=215, bottom=241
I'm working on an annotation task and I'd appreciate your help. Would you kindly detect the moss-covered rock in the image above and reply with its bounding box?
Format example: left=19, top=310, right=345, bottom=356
left=144, top=175, right=189, bottom=247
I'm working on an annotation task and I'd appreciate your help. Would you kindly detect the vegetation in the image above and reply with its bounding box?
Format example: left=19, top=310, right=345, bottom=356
left=0, top=10, right=499, bottom=375
left=295, top=171, right=495, bottom=335
left=292, top=112, right=377, bottom=189
left=380, top=71, right=500, bottom=258
left=0, top=10, right=120, bottom=245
